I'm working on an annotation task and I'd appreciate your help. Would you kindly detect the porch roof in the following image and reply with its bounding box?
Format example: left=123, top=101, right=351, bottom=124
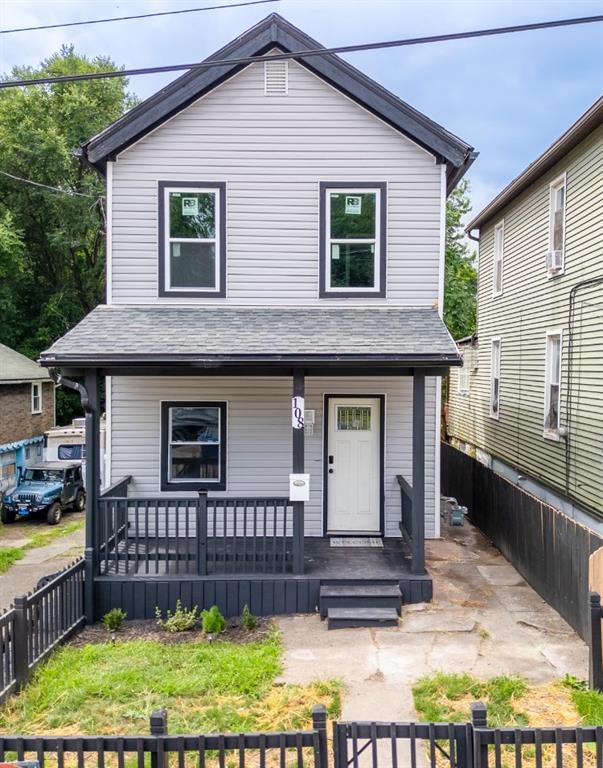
left=39, top=305, right=460, bottom=369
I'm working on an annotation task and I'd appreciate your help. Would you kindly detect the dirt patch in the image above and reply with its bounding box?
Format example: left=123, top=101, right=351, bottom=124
left=69, top=617, right=274, bottom=646
left=515, top=681, right=578, bottom=726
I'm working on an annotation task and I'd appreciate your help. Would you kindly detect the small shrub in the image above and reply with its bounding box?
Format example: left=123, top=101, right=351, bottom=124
left=201, top=605, right=226, bottom=635
left=241, top=604, right=258, bottom=631
left=155, top=600, right=198, bottom=633
left=102, top=608, right=126, bottom=632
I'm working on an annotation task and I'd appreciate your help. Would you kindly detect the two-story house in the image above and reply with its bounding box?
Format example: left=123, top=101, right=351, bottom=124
left=0, top=343, right=55, bottom=498
left=40, top=14, right=475, bottom=627
left=444, top=97, right=602, bottom=637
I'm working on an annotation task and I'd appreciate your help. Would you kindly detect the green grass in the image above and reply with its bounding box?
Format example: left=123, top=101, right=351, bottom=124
left=413, top=672, right=528, bottom=727
left=562, top=675, right=603, bottom=725
left=0, top=628, right=342, bottom=735
left=0, top=518, right=84, bottom=574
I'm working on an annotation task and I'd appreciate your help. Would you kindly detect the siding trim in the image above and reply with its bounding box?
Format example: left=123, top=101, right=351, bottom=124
left=318, top=182, right=387, bottom=299
left=106, top=161, right=113, bottom=305
left=157, top=181, right=227, bottom=298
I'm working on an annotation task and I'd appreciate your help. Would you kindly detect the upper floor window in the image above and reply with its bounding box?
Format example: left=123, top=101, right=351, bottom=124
left=493, top=220, right=504, bottom=297
left=547, top=175, right=566, bottom=277
left=319, top=182, right=386, bottom=298
left=158, top=182, right=226, bottom=298
left=161, top=401, right=227, bottom=491
left=489, top=338, right=501, bottom=419
left=544, top=331, right=562, bottom=439
left=31, top=382, right=42, bottom=414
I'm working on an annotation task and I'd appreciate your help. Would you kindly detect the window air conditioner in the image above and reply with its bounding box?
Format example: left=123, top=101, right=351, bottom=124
left=546, top=250, right=563, bottom=274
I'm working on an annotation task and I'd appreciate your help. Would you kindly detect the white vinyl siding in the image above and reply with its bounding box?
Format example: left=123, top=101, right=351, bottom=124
left=110, top=56, right=441, bottom=306
left=493, top=221, right=504, bottom=296
left=109, top=375, right=439, bottom=538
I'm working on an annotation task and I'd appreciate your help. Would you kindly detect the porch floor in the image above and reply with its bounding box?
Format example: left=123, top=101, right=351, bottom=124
left=98, top=536, right=415, bottom=580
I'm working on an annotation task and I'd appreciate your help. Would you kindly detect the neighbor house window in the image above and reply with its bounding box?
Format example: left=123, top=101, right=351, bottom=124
left=493, top=220, right=504, bottom=296
left=31, top=382, right=42, bottom=414
left=544, top=331, right=562, bottom=438
left=547, top=175, right=566, bottom=276
left=158, top=182, right=226, bottom=297
left=489, top=338, right=501, bottom=419
left=161, top=401, right=227, bottom=491
left=320, top=182, right=386, bottom=297
left=458, top=360, right=470, bottom=394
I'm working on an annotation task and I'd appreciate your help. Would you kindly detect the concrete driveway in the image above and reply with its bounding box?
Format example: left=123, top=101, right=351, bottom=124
left=277, top=519, right=587, bottom=723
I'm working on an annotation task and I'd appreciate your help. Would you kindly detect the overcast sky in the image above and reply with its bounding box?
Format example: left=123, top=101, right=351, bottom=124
left=1, top=0, right=602, bottom=217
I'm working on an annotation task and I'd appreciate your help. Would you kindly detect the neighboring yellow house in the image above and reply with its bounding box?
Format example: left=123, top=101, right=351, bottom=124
left=447, top=96, right=603, bottom=526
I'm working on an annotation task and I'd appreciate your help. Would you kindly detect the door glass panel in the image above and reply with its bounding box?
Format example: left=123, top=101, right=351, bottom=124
left=336, top=406, right=371, bottom=431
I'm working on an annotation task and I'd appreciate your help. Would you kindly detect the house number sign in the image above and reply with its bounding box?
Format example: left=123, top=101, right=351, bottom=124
left=292, top=396, right=305, bottom=429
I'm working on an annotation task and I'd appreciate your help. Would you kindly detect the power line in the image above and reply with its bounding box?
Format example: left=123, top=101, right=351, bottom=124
left=0, top=0, right=280, bottom=34
left=0, top=14, right=601, bottom=90
left=0, top=169, right=95, bottom=198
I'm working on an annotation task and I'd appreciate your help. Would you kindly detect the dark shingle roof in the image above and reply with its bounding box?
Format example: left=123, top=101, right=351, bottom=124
left=40, top=305, right=459, bottom=367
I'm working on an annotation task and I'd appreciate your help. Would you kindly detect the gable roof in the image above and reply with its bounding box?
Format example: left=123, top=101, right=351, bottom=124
left=466, top=96, right=603, bottom=232
left=82, top=13, right=476, bottom=194
left=0, top=343, right=51, bottom=384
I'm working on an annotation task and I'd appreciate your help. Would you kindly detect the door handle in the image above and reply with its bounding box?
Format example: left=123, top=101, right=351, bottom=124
left=328, top=469, right=334, bottom=474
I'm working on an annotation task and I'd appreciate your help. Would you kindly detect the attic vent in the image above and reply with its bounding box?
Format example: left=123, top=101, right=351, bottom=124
left=264, top=60, right=288, bottom=95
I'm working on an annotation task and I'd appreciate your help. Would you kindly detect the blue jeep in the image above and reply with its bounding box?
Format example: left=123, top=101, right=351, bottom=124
left=1, top=462, right=85, bottom=525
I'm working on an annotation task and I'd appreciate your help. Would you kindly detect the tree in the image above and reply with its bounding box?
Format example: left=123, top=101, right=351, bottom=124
left=444, top=180, right=477, bottom=340
left=0, top=46, right=134, bottom=422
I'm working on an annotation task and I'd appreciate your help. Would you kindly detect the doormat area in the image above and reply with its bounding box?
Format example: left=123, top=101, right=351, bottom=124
left=329, top=537, right=384, bottom=548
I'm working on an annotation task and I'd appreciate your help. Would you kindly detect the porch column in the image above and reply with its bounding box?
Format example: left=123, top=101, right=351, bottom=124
left=84, top=369, right=101, bottom=622
left=411, top=370, right=426, bottom=575
left=292, top=368, right=305, bottom=574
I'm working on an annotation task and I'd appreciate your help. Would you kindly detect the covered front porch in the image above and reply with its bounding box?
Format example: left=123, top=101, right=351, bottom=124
left=39, top=305, right=460, bottom=620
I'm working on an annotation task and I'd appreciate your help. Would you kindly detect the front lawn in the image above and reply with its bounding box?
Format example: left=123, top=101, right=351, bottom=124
left=0, top=626, right=342, bottom=735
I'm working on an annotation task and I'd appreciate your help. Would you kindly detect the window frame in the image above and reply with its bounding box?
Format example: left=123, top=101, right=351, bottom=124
left=31, top=382, right=42, bottom=414
left=319, top=182, right=387, bottom=298
left=158, top=181, right=226, bottom=298
left=543, top=329, right=563, bottom=441
left=492, top=220, right=504, bottom=297
left=457, top=358, right=470, bottom=395
left=547, top=174, right=567, bottom=277
left=489, top=337, right=501, bottom=420
left=160, top=401, right=227, bottom=492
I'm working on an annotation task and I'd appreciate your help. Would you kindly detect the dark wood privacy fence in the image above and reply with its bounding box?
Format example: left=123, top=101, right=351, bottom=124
left=97, top=493, right=294, bottom=577
left=395, top=475, right=424, bottom=575
left=0, top=559, right=85, bottom=703
left=590, top=591, right=603, bottom=692
left=0, top=705, right=328, bottom=768
left=441, top=442, right=603, bottom=640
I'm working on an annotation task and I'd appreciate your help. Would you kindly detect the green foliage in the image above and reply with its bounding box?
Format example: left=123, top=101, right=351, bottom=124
left=562, top=676, right=603, bottom=724
left=413, top=672, right=527, bottom=727
left=0, top=547, right=25, bottom=574
left=444, top=180, right=477, bottom=340
left=241, top=604, right=258, bottom=631
left=155, top=600, right=198, bottom=633
left=201, top=605, right=226, bottom=635
left=102, top=608, right=127, bottom=632
left=0, top=46, right=134, bottom=423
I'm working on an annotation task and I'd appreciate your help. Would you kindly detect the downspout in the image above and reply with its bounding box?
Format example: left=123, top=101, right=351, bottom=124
left=48, top=368, right=91, bottom=412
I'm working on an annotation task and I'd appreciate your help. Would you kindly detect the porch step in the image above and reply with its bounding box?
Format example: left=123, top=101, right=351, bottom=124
left=327, top=606, right=399, bottom=629
left=319, top=583, right=402, bottom=619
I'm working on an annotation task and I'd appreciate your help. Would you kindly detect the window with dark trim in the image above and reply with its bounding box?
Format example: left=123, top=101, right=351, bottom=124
left=160, top=401, right=227, bottom=491
left=319, top=182, right=386, bottom=298
left=158, top=181, right=226, bottom=298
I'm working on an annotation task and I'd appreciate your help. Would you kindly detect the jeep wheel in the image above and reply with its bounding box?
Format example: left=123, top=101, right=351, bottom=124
left=46, top=502, right=62, bottom=526
left=73, top=489, right=86, bottom=512
left=1, top=506, right=16, bottom=524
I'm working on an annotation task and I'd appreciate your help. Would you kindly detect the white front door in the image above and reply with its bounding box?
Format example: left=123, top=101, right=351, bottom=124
left=327, top=397, right=381, bottom=534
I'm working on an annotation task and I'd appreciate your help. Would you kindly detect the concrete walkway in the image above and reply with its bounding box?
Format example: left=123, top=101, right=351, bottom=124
left=277, top=519, right=587, bottom=724
left=0, top=514, right=85, bottom=610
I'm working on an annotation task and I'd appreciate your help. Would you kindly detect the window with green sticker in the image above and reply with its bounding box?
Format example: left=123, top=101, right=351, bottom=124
left=159, top=182, right=225, bottom=296
left=320, top=184, right=386, bottom=297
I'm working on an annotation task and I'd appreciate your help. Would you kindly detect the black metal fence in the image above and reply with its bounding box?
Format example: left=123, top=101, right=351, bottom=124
left=590, top=591, right=603, bottom=692
left=333, top=703, right=602, bottom=768
left=0, top=705, right=328, bottom=768
left=97, top=493, right=294, bottom=577
left=441, top=442, right=603, bottom=640
left=0, top=559, right=84, bottom=704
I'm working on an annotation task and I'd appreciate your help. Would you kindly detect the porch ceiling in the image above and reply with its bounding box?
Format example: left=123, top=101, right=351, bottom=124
left=39, top=305, right=460, bottom=370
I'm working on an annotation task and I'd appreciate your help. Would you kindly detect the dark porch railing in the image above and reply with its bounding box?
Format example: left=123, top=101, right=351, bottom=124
left=97, top=492, right=294, bottom=577
left=396, top=474, right=425, bottom=575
